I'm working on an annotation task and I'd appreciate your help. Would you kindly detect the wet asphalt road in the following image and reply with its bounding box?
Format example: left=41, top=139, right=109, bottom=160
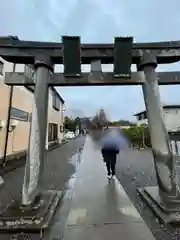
left=116, top=149, right=178, bottom=240
left=0, top=136, right=85, bottom=240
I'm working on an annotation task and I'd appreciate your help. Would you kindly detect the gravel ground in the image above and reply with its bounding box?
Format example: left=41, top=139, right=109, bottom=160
left=0, top=136, right=85, bottom=240
left=116, top=149, right=178, bottom=240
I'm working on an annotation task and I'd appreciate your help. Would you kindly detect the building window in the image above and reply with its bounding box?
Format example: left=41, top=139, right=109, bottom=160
left=48, top=123, right=52, bottom=141
left=52, top=92, right=60, bottom=111
left=138, top=115, right=142, bottom=121
left=10, top=107, right=30, bottom=122
left=0, top=61, right=4, bottom=75
left=137, top=112, right=147, bottom=120
left=48, top=123, right=58, bottom=142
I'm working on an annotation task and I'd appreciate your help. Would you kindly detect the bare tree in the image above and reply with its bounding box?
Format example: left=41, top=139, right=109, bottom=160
left=98, top=109, right=108, bottom=128
left=91, top=114, right=100, bottom=129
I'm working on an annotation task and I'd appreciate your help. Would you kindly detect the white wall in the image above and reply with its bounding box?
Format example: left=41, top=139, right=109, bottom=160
left=171, top=140, right=180, bottom=156
left=0, top=57, right=14, bottom=75
left=136, top=108, right=180, bottom=132
left=0, top=59, right=26, bottom=76
left=46, top=89, right=64, bottom=148
left=136, top=119, right=148, bottom=126
left=164, top=109, right=180, bottom=131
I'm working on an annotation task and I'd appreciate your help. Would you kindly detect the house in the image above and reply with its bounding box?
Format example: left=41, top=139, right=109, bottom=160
left=0, top=57, right=65, bottom=157
left=134, top=105, right=180, bottom=132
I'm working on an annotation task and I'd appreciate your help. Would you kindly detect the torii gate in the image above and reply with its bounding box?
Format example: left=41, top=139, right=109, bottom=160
left=0, top=36, right=180, bottom=232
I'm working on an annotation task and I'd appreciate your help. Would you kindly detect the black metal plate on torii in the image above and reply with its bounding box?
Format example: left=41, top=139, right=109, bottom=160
left=62, top=36, right=133, bottom=78
left=114, top=37, right=133, bottom=78
left=62, top=36, right=81, bottom=77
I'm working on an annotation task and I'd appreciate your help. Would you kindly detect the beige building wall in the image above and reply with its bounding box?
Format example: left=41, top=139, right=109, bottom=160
left=0, top=58, right=64, bottom=158
left=11, top=86, right=32, bottom=154
left=46, top=87, right=64, bottom=148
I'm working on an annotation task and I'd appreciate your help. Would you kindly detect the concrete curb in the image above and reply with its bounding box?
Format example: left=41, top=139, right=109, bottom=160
left=47, top=140, right=68, bottom=152
left=114, top=177, right=156, bottom=239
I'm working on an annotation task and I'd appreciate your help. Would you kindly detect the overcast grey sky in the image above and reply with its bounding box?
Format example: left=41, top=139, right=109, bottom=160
left=1, top=0, right=180, bottom=120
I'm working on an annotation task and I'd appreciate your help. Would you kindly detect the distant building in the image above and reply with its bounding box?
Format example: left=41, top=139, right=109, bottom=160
left=0, top=57, right=65, bottom=157
left=134, top=105, right=180, bottom=132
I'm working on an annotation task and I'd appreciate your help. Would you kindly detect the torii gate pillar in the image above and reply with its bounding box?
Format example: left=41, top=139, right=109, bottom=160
left=0, top=56, right=63, bottom=233
left=138, top=51, right=180, bottom=224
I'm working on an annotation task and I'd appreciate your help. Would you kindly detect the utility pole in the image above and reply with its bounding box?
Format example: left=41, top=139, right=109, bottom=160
left=2, top=63, right=16, bottom=167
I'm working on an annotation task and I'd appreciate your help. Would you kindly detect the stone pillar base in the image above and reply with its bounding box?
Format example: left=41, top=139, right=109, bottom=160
left=137, top=186, right=180, bottom=224
left=0, top=190, right=63, bottom=233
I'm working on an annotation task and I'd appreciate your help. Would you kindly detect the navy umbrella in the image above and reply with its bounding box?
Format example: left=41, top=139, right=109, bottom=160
left=100, top=129, right=129, bottom=150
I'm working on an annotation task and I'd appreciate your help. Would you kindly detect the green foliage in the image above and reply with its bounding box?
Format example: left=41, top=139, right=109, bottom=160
left=106, top=119, right=151, bottom=148
left=79, top=112, right=152, bottom=148
left=64, top=116, right=77, bottom=133
left=122, top=124, right=151, bottom=148
left=108, top=120, right=131, bottom=126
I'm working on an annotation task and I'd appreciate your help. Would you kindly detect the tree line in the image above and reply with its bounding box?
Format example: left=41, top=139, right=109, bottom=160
left=64, top=109, right=108, bottom=132
left=64, top=109, right=151, bottom=148
left=64, top=116, right=80, bottom=133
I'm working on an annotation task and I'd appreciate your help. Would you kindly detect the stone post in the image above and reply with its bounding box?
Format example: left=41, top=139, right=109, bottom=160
left=22, top=56, right=53, bottom=206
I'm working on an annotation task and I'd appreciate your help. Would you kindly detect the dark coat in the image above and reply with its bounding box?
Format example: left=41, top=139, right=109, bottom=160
left=101, top=147, right=119, bottom=164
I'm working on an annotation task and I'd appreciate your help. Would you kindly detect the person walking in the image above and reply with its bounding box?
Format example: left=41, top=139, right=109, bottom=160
left=101, top=146, right=119, bottom=179
left=100, top=129, right=129, bottom=180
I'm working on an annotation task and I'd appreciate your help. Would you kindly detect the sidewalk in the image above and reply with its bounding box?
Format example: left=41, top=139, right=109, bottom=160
left=62, top=136, right=156, bottom=240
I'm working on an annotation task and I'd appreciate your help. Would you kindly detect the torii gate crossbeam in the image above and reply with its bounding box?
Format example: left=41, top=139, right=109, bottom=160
left=0, top=36, right=180, bottom=64
left=4, top=71, right=180, bottom=86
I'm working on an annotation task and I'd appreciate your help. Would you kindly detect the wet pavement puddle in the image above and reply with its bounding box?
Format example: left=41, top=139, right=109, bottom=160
left=65, top=147, right=84, bottom=191
left=43, top=146, right=85, bottom=240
